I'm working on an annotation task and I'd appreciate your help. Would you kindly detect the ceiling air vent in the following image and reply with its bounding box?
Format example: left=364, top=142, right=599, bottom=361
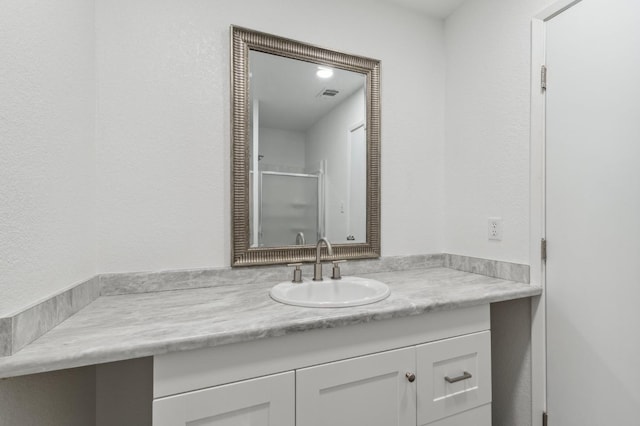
left=317, top=88, right=340, bottom=98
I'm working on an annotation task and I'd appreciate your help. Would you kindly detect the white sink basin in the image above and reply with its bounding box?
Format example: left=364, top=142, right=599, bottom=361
left=270, top=276, right=390, bottom=308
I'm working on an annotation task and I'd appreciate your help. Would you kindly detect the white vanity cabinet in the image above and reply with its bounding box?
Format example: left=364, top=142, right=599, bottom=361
left=152, top=305, right=492, bottom=426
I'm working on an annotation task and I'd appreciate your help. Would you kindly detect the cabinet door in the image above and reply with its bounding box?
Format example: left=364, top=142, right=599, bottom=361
left=296, top=347, right=416, bottom=426
left=152, top=371, right=294, bottom=426
left=416, top=331, right=491, bottom=425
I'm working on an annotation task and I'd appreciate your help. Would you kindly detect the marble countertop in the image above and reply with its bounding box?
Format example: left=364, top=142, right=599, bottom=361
left=0, top=267, right=541, bottom=379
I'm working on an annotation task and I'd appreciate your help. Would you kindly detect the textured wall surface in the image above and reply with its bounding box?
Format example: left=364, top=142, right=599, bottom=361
left=95, top=0, right=446, bottom=273
left=0, top=0, right=96, bottom=317
left=443, top=2, right=557, bottom=423
left=443, top=0, right=554, bottom=264
left=0, top=367, right=96, bottom=426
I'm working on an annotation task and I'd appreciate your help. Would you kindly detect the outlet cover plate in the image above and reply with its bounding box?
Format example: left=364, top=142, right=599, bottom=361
left=488, top=217, right=503, bottom=241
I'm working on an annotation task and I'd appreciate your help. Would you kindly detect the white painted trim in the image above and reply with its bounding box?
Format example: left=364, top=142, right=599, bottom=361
left=535, top=0, right=582, bottom=21
left=529, top=14, right=547, bottom=426
left=529, top=2, right=583, bottom=425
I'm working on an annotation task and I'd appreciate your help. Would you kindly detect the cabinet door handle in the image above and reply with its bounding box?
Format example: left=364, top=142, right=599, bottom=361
left=405, top=372, right=416, bottom=382
left=444, top=371, right=472, bottom=383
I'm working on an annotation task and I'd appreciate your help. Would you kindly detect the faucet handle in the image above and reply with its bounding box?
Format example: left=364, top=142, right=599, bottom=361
left=331, top=260, right=347, bottom=280
left=288, top=263, right=303, bottom=283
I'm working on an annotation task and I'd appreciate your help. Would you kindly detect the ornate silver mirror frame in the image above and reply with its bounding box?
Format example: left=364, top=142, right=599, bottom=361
left=230, top=26, right=381, bottom=266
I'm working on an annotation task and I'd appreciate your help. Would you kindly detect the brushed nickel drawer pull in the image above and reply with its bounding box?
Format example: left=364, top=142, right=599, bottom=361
left=444, top=371, right=472, bottom=384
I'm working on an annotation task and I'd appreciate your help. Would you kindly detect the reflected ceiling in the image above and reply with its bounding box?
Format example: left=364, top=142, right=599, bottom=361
left=250, top=51, right=365, bottom=132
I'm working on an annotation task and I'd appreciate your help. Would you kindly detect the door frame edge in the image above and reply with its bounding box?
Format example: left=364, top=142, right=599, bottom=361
left=529, top=2, right=583, bottom=425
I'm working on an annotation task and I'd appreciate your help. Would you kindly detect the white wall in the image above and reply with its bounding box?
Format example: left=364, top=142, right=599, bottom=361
left=0, top=0, right=550, bottom=312
left=0, top=0, right=96, bottom=317
left=443, top=0, right=554, bottom=264
left=0, top=0, right=559, bottom=311
left=95, top=0, right=446, bottom=273
left=443, top=2, right=556, bottom=425
left=307, top=88, right=365, bottom=243
left=259, top=127, right=306, bottom=171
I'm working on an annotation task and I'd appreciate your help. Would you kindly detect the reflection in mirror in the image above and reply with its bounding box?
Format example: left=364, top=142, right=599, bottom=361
left=231, top=26, right=380, bottom=266
left=248, top=51, right=367, bottom=247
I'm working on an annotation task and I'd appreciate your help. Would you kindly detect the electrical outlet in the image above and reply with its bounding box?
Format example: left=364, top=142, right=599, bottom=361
left=488, top=217, right=503, bottom=241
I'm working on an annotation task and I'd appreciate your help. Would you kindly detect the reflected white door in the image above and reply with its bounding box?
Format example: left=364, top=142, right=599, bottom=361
left=348, top=124, right=367, bottom=242
left=545, top=1, right=640, bottom=424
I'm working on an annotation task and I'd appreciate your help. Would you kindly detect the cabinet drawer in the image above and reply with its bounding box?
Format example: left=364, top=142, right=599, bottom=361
left=416, top=331, right=491, bottom=425
left=152, top=371, right=294, bottom=426
left=427, top=404, right=491, bottom=426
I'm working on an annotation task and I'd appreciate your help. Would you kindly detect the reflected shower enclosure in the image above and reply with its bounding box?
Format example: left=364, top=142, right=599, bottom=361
left=252, top=170, right=324, bottom=247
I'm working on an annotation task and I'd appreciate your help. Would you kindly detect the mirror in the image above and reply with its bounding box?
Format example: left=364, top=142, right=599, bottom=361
left=249, top=51, right=367, bottom=247
left=231, top=26, right=380, bottom=266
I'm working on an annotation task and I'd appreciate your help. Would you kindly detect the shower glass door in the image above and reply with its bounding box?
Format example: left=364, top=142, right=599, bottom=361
left=260, top=172, right=319, bottom=247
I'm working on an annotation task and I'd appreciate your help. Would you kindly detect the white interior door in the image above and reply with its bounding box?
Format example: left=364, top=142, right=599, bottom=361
left=348, top=123, right=367, bottom=242
left=545, top=1, right=640, bottom=424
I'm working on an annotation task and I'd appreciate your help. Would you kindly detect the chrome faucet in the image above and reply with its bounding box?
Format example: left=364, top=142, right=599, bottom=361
left=313, top=237, right=333, bottom=281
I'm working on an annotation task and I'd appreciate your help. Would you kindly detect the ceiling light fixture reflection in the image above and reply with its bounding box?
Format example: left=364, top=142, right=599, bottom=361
left=316, top=67, right=334, bottom=79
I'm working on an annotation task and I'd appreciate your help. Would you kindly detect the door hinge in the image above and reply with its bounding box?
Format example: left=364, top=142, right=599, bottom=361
left=543, top=411, right=548, bottom=426
left=541, top=65, right=547, bottom=91
left=541, top=238, right=547, bottom=262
